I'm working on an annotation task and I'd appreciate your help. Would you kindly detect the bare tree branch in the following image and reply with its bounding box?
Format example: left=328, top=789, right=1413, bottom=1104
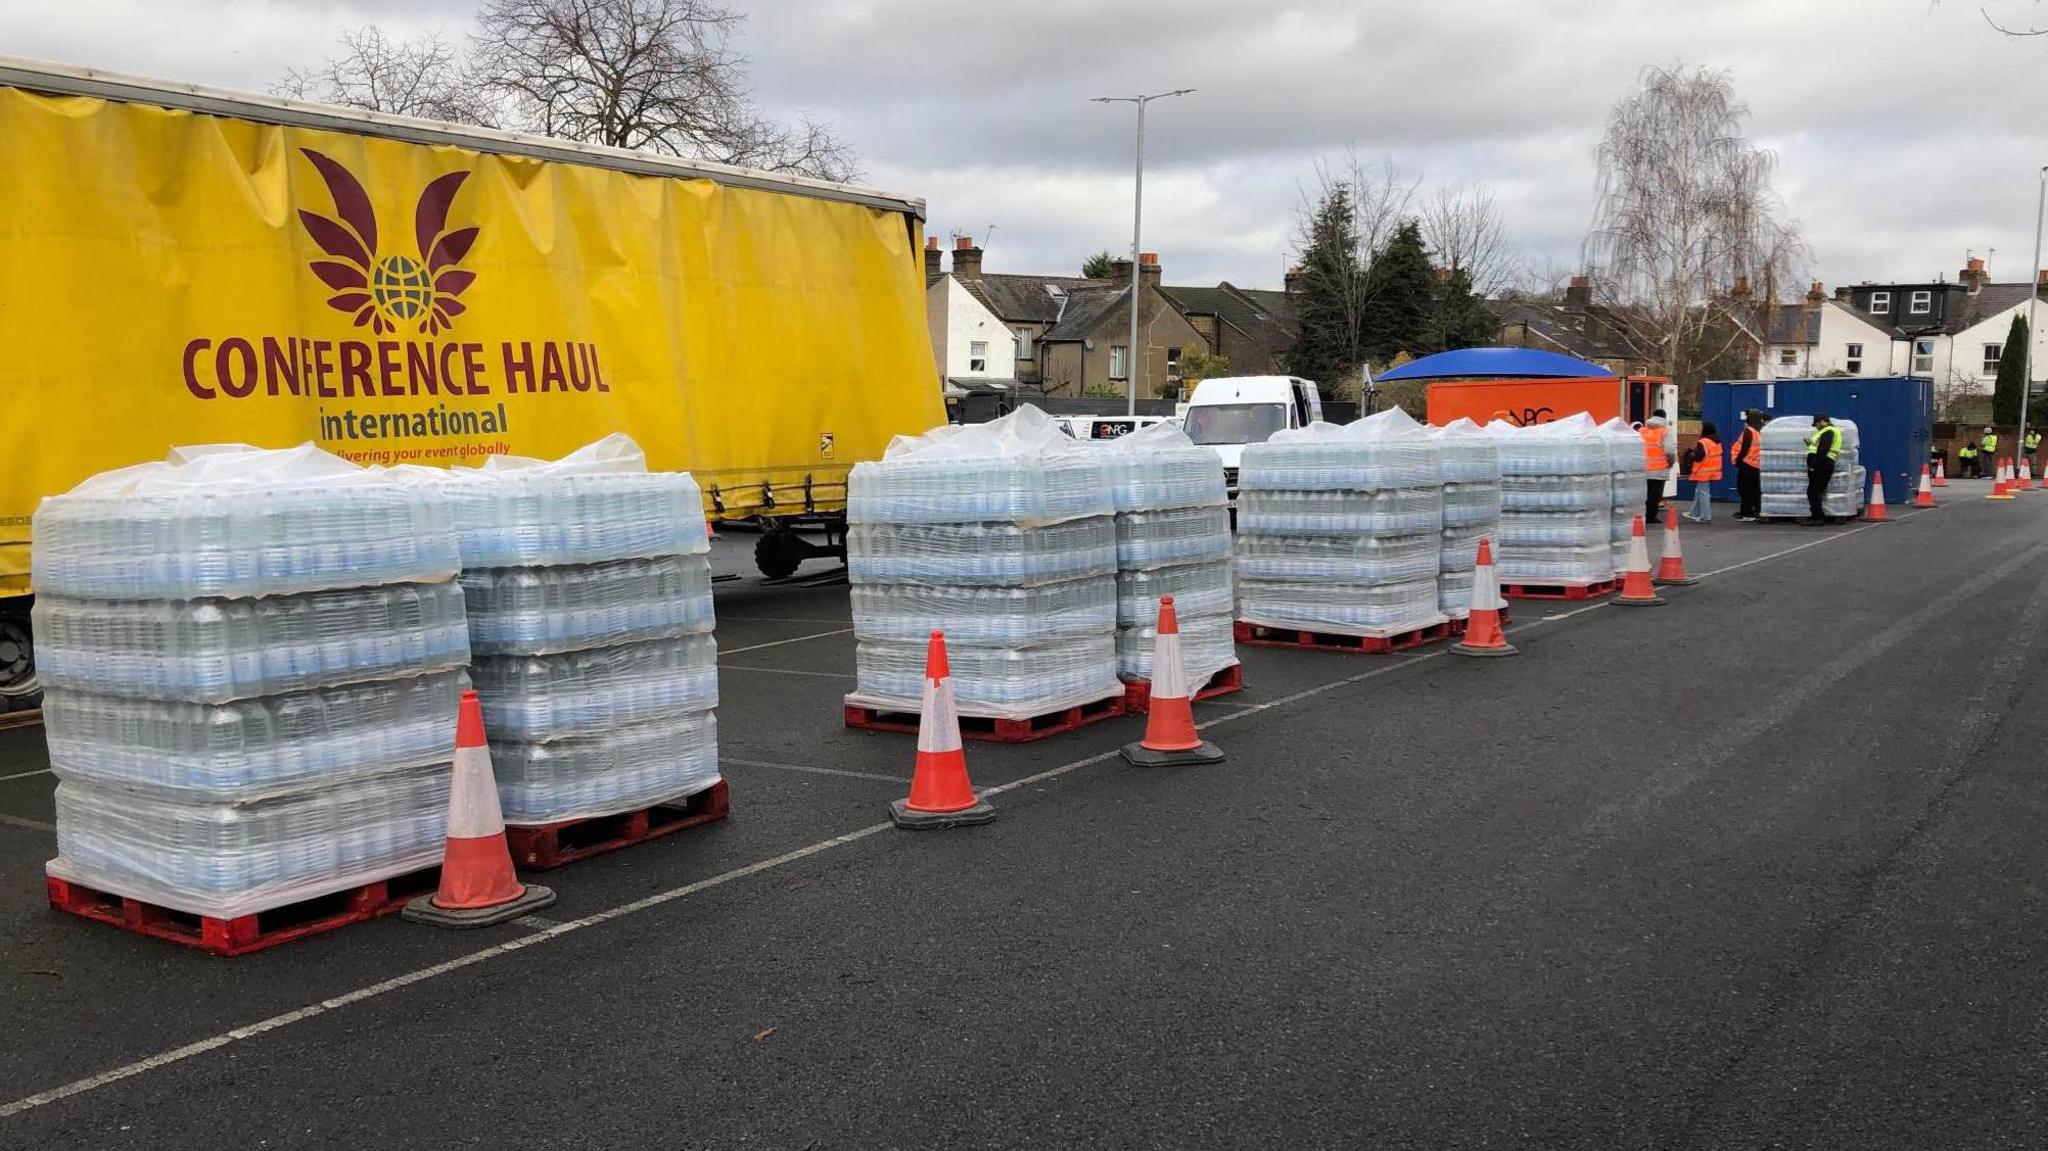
left=274, top=27, right=498, bottom=126
left=1419, top=182, right=1517, bottom=296
left=1982, top=5, right=2048, bottom=35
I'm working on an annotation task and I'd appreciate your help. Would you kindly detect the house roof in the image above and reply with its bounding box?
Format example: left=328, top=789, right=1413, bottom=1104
left=1039, top=285, right=1130, bottom=342
left=1157, top=282, right=1298, bottom=349
left=1947, top=282, right=2044, bottom=335
left=957, top=273, right=1115, bottom=324
left=1485, top=298, right=1653, bottom=363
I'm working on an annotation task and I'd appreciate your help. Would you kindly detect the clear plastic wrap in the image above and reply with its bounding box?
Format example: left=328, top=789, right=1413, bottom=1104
left=460, top=554, right=715, bottom=656
left=1493, top=544, right=1615, bottom=584
left=1115, top=506, right=1235, bottom=569
left=47, top=764, right=450, bottom=919
left=493, top=711, right=721, bottom=826
left=1116, top=611, right=1239, bottom=682
left=1599, top=418, right=1652, bottom=570
left=33, top=581, right=471, bottom=703
left=1236, top=487, right=1443, bottom=537
left=1495, top=509, right=1611, bottom=547
left=1237, top=576, right=1443, bottom=636
left=42, top=670, right=466, bottom=800
left=851, top=578, right=1116, bottom=645
left=851, top=635, right=1123, bottom=719
left=1443, top=483, right=1504, bottom=529
left=1760, top=417, right=1862, bottom=518
left=847, top=519, right=1116, bottom=586
left=1235, top=532, right=1439, bottom=584
left=1499, top=474, right=1613, bottom=512
left=1489, top=414, right=1614, bottom=586
left=387, top=434, right=709, bottom=569
left=32, top=445, right=458, bottom=601
left=849, top=407, right=1114, bottom=526
left=1116, top=560, right=1235, bottom=627
left=471, top=634, right=718, bottom=743
left=1429, top=419, right=1502, bottom=620
left=1102, top=422, right=1228, bottom=512
left=1438, top=568, right=1476, bottom=617
left=1238, top=432, right=1443, bottom=491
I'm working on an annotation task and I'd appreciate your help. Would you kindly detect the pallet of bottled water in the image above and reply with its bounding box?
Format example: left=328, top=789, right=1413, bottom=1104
left=34, top=445, right=467, bottom=920
left=1427, top=417, right=1502, bottom=620
left=1599, top=418, right=1649, bottom=573
left=1760, top=417, right=1861, bottom=519
left=1236, top=415, right=1446, bottom=637
left=1487, top=415, right=1614, bottom=587
left=1103, top=423, right=1237, bottom=683
left=846, top=407, right=1123, bottom=719
left=408, top=434, right=722, bottom=825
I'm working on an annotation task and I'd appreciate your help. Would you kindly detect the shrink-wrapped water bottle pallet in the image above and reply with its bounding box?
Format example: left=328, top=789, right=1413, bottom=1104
left=1500, top=577, right=1618, bottom=601
left=842, top=692, right=1126, bottom=744
left=1119, top=663, right=1244, bottom=715
left=1446, top=606, right=1513, bottom=635
left=504, top=779, right=730, bottom=871
left=45, top=865, right=441, bottom=958
left=1232, top=619, right=1450, bottom=655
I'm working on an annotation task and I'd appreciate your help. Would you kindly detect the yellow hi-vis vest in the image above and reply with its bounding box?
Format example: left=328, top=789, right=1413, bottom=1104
left=1807, top=426, right=1841, bottom=461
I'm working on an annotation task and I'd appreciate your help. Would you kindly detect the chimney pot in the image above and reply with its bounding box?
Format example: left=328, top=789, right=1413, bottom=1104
left=1834, top=285, right=1851, bottom=301
left=924, top=236, right=941, bottom=279
left=1565, top=275, right=1592, bottom=307
left=954, top=236, right=973, bottom=250
left=1806, top=280, right=1825, bottom=305
left=951, top=237, right=983, bottom=279
left=1969, top=256, right=1985, bottom=272
left=1139, top=252, right=1158, bottom=266
left=926, top=236, right=938, bottom=250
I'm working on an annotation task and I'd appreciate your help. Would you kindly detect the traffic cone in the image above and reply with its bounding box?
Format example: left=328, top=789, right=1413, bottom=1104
left=404, top=690, right=556, bottom=928
left=1655, top=504, right=1697, bottom=584
left=1933, top=460, right=1947, bottom=487
left=890, top=631, right=996, bottom=828
left=2021, top=458, right=2036, bottom=491
left=1615, top=514, right=1666, bottom=607
left=1450, top=539, right=1516, bottom=657
left=1122, top=596, right=1226, bottom=766
left=1864, top=472, right=1889, bottom=521
left=1990, top=461, right=2015, bottom=500
left=1913, top=465, right=1936, bottom=508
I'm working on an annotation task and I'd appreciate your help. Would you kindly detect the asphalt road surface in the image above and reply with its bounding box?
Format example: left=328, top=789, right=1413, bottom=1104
left=2, top=487, right=2044, bottom=1149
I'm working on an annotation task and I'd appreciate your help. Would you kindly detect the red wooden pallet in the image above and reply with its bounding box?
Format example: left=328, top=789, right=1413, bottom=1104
left=1121, top=663, right=1244, bottom=714
left=1446, top=606, right=1513, bottom=636
left=1500, top=578, right=1617, bottom=601
left=505, top=779, right=731, bottom=871
left=1232, top=619, right=1450, bottom=654
left=46, top=866, right=441, bottom=957
left=844, top=692, right=1126, bottom=744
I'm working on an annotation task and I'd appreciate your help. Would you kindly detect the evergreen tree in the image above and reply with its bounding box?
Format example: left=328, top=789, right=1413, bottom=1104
left=1361, top=219, right=1435, bottom=362
left=1286, top=186, right=1365, bottom=385
left=1081, top=250, right=1117, bottom=279
left=1430, top=265, right=1497, bottom=353
left=1994, top=313, right=2030, bottom=426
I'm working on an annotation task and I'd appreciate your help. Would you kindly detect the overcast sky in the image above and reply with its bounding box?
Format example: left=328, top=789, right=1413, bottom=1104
left=5, top=0, right=2047, bottom=292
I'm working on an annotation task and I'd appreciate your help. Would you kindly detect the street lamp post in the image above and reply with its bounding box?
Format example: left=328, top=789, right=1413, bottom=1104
left=2021, top=166, right=2047, bottom=466
left=1093, top=88, right=1193, bottom=417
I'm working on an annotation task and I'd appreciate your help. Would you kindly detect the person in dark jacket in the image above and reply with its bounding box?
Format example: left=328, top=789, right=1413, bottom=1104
left=1805, top=413, right=1842, bottom=525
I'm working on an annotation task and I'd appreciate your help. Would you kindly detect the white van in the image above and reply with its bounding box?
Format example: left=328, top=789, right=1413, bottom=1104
left=1054, top=414, right=1171, bottom=442
left=1181, top=376, right=1325, bottom=490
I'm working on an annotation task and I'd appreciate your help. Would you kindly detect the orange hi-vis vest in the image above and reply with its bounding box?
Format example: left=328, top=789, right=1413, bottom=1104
left=1690, top=436, right=1723, bottom=481
left=1640, top=424, right=1671, bottom=472
left=1735, top=426, right=1761, bottom=469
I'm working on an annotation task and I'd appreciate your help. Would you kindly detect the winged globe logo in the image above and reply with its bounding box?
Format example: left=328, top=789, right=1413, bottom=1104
left=297, top=148, right=478, bottom=335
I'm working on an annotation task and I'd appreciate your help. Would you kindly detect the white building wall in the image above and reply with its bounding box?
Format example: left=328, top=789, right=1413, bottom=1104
left=1947, top=302, right=2048, bottom=393
left=1764, top=304, right=1892, bottom=378
left=936, top=277, right=1015, bottom=380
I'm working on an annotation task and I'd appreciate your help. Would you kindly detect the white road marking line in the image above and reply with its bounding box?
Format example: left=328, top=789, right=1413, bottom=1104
left=717, top=665, right=856, bottom=680
left=0, top=768, right=52, bottom=784
left=0, top=812, right=53, bottom=833
left=513, top=914, right=560, bottom=930
left=717, top=628, right=854, bottom=656
left=0, top=517, right=1938, bottom=1122
left=722, top=757, right=904, bottom=784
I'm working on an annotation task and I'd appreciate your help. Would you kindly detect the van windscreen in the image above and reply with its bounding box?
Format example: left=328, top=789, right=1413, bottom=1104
left=1185, top=403, right=1287, bottom=446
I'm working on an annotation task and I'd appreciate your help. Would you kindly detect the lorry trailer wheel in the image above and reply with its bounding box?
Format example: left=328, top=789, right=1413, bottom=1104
left=754, top=530, right=806, bottom=580
left=0, top=614, right=37, bottom=710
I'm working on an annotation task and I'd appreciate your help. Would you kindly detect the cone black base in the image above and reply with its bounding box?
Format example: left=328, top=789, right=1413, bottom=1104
left=1653, top=575, right=1697, bottom=586
left=1121, top=740, right=1226, bottom=767
left=1450, top=640, right=1518, bottom=658
left=1614, top=594, right=1666, bottom=607
left=890, top=797, right=996, bottom=829
left=402, top=883, right=556, bottom=929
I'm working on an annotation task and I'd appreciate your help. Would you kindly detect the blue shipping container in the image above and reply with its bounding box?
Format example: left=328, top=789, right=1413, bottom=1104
left=1696, top=377, right=1934, bottom=505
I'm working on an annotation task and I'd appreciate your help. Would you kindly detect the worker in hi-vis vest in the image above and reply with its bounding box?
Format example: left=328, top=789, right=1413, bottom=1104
left=1732, top=409, right=1766, bottom=521
left=1640, top=408, right=1675, bottom=525
left=1959, top=439, right=1981, bottom=478
left=2026, top=427, right=2041, bottom=470
left=1683, top=421, right=1722, bottom=523
left=1982, top=427, right=1999, bottom=470
left=1805, top=413, right=1842, bottom=525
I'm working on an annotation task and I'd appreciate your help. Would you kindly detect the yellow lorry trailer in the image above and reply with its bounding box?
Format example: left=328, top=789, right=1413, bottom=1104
left=0, top=56, right=944, bottom=710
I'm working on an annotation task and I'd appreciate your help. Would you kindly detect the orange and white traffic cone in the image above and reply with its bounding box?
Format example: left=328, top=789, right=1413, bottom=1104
left=1990, top=461, right=2015, bottom=500
left=1655, top=504, right=1697, bottom=584
left=1451, top=539, right=1517, bottom=658
left=404, top=690, right=556, bottom=928
left=1122, top=596, right=1226, bottom=766
left=1933, top=460, right=1948, bottom=488
left=1864, top=472, right=1889, bottom=521
left=890, top=631, right=996, bottom=828
left=1615, top=514, right=1666, bottom=607
left=1913, top=465, right=1936, bottom=508
left=2021, top=458, right=2036, bottom=491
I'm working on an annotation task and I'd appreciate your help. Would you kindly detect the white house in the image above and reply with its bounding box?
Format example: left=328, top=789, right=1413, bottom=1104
left=1758, top=282, right=1897, bottom=379
left=924, top=237, right=1017, bottom=384
left=1837, top=258, right=2048, bottom=396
